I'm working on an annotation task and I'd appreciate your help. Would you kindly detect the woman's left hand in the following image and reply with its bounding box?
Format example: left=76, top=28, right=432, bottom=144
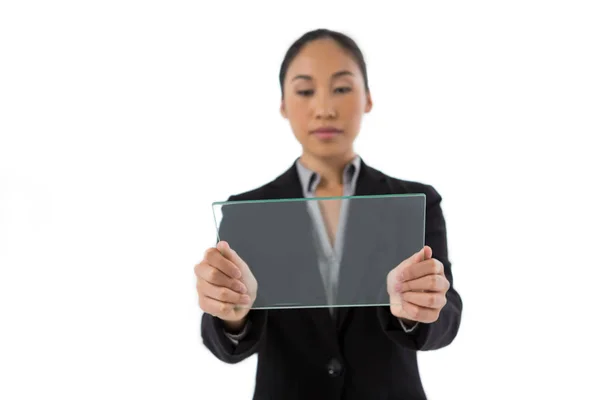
left=387, top=246, right=450, bottom=323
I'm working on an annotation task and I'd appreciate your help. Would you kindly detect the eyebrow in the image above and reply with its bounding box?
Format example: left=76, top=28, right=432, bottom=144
left=291, top=70, right=355, bottom=82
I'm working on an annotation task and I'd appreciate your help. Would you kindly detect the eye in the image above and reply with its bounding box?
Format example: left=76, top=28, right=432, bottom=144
left=296, top=89, right=314, bottom=97
left=334, top=86, right=352, bottom=94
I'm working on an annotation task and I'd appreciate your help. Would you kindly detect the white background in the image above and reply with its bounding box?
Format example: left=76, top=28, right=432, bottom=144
left=1, top=1, right=599, bottom=399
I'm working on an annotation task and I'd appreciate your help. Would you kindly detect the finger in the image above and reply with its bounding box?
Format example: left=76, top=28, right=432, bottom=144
left=401, top=301, right=440, bottom=323
left=402, top=291, right=447, bottom=309
left=399, top=258, right=444, bottom=282
left=199, top=295, right=238, bottom=317
left=198, top=279, right=252, bottom=305
left=396, top=274, right=449, bottom=293
left=206, top=247, right=242, bottom=279
left=198, top=263, right=247, bottom=293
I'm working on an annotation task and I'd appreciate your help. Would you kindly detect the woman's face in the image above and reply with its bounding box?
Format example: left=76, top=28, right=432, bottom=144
left=280, top=38, right=372, bottom=160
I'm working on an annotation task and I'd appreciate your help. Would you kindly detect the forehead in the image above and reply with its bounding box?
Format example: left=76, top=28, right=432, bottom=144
left=285, top=39, right=362, bottom=81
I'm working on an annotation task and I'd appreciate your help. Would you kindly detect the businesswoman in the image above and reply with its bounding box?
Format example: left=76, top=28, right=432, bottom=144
left=195, top=29, right=462, bottom=400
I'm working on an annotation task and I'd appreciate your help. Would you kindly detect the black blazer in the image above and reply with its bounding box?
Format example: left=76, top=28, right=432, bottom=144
left=201, top=159, right=463, bottom=400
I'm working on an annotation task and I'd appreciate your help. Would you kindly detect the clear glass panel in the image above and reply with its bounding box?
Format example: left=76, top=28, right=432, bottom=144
left=212, top=194, right=425, bottom=310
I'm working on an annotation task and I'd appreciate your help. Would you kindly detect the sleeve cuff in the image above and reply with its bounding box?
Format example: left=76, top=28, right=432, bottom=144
left=398, top=318, right=419, bottom=333
left=223, top=320, right=251, bottom=345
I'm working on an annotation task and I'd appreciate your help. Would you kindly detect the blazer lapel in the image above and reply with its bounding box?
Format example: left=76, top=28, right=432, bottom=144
left=335, top=161, right=398, bottom=331
left=265, top=163, right=340, bottom=345
left=264, top=163, right=305, bottom=199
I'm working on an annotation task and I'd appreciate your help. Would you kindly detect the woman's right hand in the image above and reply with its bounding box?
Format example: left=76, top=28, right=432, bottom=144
left=195, top=241, right=257, bottom=329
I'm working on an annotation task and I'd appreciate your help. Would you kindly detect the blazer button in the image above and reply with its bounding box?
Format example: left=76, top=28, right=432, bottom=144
left=327, top=358, right=343, bottom=377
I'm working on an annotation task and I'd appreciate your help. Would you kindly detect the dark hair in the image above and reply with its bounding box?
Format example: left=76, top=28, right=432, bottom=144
left=278, top=28, right=370, bottom=98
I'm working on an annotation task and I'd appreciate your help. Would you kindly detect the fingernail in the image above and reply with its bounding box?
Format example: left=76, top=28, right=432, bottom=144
left=241, top=295, right=251, bottom=304
left=237, top=283, right=247, bottom=294
left=394, top=282, right=402, bottom=292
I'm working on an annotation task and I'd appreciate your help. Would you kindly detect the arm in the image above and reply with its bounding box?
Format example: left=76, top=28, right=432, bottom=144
left=201, top=310, right=267, bottom=363
left=200, top=195, right=268, bottom=363
left=378, top=185, right=463, bottom=350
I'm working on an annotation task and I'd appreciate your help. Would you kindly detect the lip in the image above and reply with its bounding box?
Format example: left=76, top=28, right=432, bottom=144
left=310, top=127, right=343, bottom=134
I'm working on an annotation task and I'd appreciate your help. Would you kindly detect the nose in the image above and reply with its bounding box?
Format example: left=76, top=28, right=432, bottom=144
left=313, top=92, right=337, bottom=120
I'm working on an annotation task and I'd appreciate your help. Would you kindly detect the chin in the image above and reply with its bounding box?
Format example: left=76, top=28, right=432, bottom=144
left=307, top=145, right=351, bottom=160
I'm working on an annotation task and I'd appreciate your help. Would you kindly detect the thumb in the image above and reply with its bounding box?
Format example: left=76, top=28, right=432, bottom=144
left=217, top=240, right=233, bottom=257
left=423, top=245, right=433, bottom=260
left=217, top=241, right=248, bottom=270
left=404, top=246, right=432, bottom=266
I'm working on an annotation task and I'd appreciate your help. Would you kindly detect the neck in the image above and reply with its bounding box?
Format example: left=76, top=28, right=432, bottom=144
left=299, top=151, right=357, bottom=187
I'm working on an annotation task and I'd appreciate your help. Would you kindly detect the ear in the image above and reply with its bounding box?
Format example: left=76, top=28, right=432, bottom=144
left=280, top=99, right=288, bottom=119
left=364, top=91, right=373, bottom=113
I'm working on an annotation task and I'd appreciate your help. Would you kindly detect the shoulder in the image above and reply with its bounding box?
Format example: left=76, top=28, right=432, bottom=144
left=225, top=164, right=297, bottom=202
left=226, top=182, right=276, bottom=202
left=367, top=164, right=442, bottom=204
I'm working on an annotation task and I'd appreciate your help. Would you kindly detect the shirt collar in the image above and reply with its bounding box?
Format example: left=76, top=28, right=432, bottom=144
left=295, top=155, right=362, bottom=196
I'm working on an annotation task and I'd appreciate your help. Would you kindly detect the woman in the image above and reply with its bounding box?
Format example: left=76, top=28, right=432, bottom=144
left=195, top=28, right=462, bottom=400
